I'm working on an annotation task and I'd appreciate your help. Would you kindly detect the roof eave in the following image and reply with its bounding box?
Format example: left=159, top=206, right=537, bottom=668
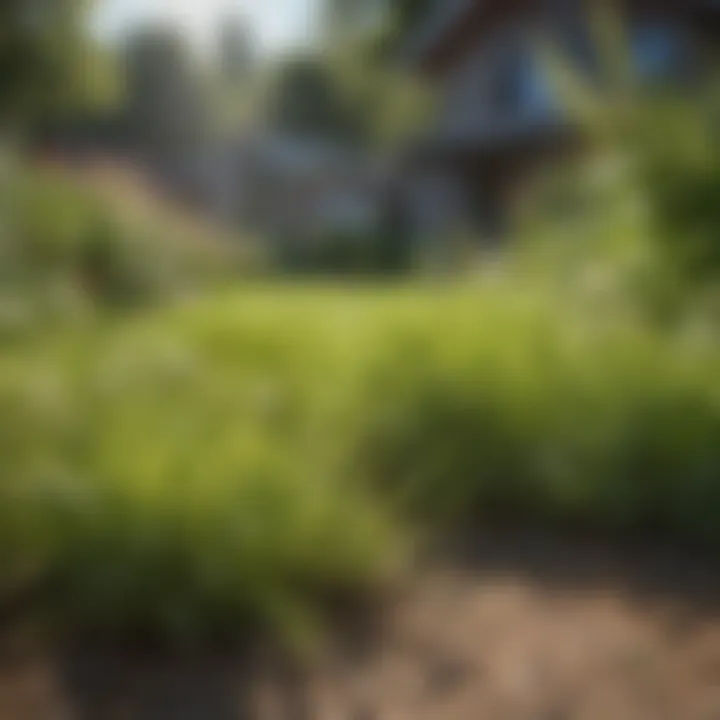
left=397, top=0, right=483, bottom=73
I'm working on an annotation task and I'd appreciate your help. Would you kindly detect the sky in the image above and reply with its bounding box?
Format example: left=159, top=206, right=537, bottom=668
left=92, top=0, right=322, bottom=54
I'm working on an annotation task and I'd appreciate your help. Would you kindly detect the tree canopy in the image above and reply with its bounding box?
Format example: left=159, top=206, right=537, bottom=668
left=326, top=0, right=433, bottom=53
left=124, top=27, right=209, bottom=157
left=0, top=0, right=95, bottom=124
left=218, top=17, right=255, bottom=86
left=265, top=55, right=365, bottom=143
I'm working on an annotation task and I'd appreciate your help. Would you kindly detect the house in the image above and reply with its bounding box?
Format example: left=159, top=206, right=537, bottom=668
left=398, top=0, right=720, bottom=243
left=202, top=133, right=387, bottom=249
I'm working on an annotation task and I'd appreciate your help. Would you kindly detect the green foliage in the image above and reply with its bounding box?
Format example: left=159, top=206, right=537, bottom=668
left=330, top=39, right=433, bottom=149
left=629, top=96, right=720, bottom=285
left=218, top=16, right=255, bottom=86
left=124, top=27, right=210, bottom=164
left=0, top=298, right=401, bottom=641
left=326, top=0, right=432, bottom=52
left=264, top=38, right=432, bottom=151
left=0, top=164, right=247, bottom=339
left=320, top=0, right=435, bottom=151
left=353, top=284, right=720, bottom=540
left=278, top=226, right=414, bottom=276
left=5, top=13, right=720, bottom=643
left=2, top=282, right=720, bottom=644
left=533, top=11, right=720, bottom=318
left=266, top=55, right=366, bottom=144
left=0, top=0, right=97, bottom=124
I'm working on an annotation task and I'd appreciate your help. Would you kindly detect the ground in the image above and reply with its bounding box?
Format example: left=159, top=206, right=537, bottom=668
left=1, top=530, right=719, bottom=720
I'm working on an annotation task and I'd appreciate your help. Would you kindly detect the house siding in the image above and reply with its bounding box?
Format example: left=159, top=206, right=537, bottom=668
left=437, top=20, right=560, bottom=146
left=401, top=0, right=718, bottom=245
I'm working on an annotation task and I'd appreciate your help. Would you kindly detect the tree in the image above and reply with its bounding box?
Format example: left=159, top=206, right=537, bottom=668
left=321, top=0, right=434, bottom=149
left=0, top=0, right=93, bottom=125
left=329, top=36, right=433, bottom=150
left=266, top=56, right=363, bottom=143
left=263, top=4, right=432, bottom=151
left=209, top=15, right=260, bottom=134
left=218, top=16, right=255, bottom=87
left=124, top=26, right=209, bottom=177
left=326, top=0, right=432, bottom=53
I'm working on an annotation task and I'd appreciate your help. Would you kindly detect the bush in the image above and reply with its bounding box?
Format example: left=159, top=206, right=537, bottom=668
left=4, top=72, right=720, bottom=644
left=1, top=284, right=719, bottom=644
left=0, top=163, right=248, bottom=329
left=0, top=297, right=402, bottom=642
left=632, top=97, right=720, bottom=284
left=275, top=224, right=414, bottom=276
left=354, top=285, right=720, bottom=541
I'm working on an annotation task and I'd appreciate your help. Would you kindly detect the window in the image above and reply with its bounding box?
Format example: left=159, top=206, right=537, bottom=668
left=520, top=54, right=556, bottom=119
left=633, top=24, right=686, bottom=79
left=491, top=49, right=555, bottom=119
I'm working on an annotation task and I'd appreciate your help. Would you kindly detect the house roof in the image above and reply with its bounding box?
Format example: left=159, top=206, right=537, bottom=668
left=400, top=0, right=720, bottom=77
left=398, top=0, right=517, bottom=75
left=399, top=0, right=481, bottom=68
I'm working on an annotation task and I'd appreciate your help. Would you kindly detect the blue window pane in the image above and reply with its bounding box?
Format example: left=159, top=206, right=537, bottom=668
left=633, top=25, right=684, bottom=78
left=522, top=61, right=555, bottom=117
left=490, top=49, right=557, bottom=119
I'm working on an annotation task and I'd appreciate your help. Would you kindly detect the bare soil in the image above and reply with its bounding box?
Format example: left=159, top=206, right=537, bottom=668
left=1, top=530, right=719, bottom=720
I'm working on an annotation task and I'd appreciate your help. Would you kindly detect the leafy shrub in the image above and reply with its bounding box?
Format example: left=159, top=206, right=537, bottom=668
left=1, top=285, right=719, bottom=645
left=0, top=298, right=402, bottom=642
left=531, top=15, right=720, bottom=320
left=0, top=163, right=249, bottom=329
left=632, top=97, right=720, bottom=284
left=275, top=223, right=414, bottom=276
left=354, top=285, right=720, bottom=542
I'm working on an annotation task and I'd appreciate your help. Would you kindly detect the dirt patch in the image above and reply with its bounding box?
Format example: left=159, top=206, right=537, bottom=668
left=1, top=530, right=719, bottom=720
